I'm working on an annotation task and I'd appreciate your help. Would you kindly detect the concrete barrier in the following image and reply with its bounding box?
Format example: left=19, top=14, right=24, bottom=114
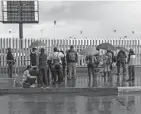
left=0, top=87, right=118, bottom=96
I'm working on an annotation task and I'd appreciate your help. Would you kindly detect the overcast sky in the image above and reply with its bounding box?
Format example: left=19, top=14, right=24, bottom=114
left=0, top=1, right=141, bottom=39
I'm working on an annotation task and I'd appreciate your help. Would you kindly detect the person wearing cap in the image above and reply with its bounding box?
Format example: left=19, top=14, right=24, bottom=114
left=66, top=45, right=78, bottom=80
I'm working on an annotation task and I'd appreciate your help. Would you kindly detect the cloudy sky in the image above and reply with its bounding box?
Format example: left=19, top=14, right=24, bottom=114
left=0, top=1, right=141, bottom=39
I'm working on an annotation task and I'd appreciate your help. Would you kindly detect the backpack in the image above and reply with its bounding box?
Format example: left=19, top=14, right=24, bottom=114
left=52, top=53, right=62, bottom=69
left=87, top=55, right=94, bottom=64
left=113, top=56, right=117, bottom=62
left=68, top=51, right=76, bottom=61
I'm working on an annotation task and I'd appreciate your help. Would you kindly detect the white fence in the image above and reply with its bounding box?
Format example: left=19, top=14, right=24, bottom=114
left=0, top=38, right=141, bottom=66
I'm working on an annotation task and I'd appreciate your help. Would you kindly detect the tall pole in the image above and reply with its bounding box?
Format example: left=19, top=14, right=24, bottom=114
left=19, top=23, right=23, bottom=49
left=54, top=20, right=56, bottom=39
left=113, top=30, right=116, bottom=39
left=80, top=30, right=83, bottom=38
left=40, top=29, right=44, bottom=37
left=132, top=31, right=135, bottom=39
left=19, top=2, right=23, bottom=49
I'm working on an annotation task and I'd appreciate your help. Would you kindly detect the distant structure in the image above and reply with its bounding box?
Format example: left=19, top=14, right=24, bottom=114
left=1, top=0, right=39, bottom=48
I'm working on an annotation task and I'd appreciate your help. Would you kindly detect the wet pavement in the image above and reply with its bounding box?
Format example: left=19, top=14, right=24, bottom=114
left=0, top=67, right=141, bottom=88
left=0, top=94, right=141, bottom=114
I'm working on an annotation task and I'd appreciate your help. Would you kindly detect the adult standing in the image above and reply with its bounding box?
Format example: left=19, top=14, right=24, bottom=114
left=66, top=45, right=78, bottom=80
left=106, top=50, right=113, bottom=73
left=30, top=48, right=37, bottom=67
left=38, top=48, right=48, bottom=88
left=86, top=54, right=97, bottom=80
left=116, top=50, right=127, bottom=75
left=107, top=50, right=114, bottom=70
left=60, top=50, right=66, bottom=81
left=49, top=47, right=64, bottom=84
left=127, top=49, right=136, bottom=81
left=6, top=48, right=15, bottom=78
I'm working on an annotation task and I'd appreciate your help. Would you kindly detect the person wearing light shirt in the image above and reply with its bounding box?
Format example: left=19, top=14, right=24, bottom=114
left=22, top=65, right=36, bottom=87
left=48, top=47, right=64, bottom=84
left=127, top=49, right=136, bottom=81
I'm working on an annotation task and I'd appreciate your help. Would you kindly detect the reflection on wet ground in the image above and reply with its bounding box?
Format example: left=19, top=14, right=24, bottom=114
left=0, top=94, right=141, bottom=114
left=0, top=67, right=141, bottom=88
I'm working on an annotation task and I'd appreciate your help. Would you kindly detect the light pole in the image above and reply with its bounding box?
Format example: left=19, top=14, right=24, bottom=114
left=80, top=30, right=83, bottom=38
left=113, top=30, right=116, bottom=39
left=132, top=31, right=135, bottom=39
left=9, top=30, right=11, bottom=38
left=54, top=20, right=56, bottom=39
left=40, top=29, right=44, bottom=37
left=17, top=3, right=25, bottom=49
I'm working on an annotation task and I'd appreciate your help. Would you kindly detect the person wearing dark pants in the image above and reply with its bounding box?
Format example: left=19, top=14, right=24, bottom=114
left=127, top=49, right=136, bottom=81
left=30, top=48, right=37, bottom=67
left=86, top=55, right=96, bottom=80
left=6, top=48, right=15, bottom=78
left=38, top=48, right=48, bottom=88
left=22, top=65, right=37, bottom=88
left=116, top=50, right=127, bottom=75
left=52, top=66, right=63, bottom=84
left=87, top=64, right=95, bottom=80
left=48, top=47, right=64, bottom=85
left=60, top=50, right=66, bottom=81
left=66, top=45, right=78, bottom=80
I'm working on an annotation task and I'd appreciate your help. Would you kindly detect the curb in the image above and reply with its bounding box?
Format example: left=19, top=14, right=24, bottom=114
left=0, top=86, right=141, bottom=95
left=0, top=87, right=118, bottom=95
left=118, top=86, right=141, bottom=93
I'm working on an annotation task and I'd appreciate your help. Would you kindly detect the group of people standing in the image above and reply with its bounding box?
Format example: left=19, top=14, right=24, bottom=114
left=24, top=45, right=78, bottom=88
left=86, top=48, right=136, bottom=81
left=6, top=46, right=136, bottom=88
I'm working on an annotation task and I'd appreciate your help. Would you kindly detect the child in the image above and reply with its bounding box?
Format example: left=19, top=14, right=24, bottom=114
left=22, top=65, right=37, bottom=88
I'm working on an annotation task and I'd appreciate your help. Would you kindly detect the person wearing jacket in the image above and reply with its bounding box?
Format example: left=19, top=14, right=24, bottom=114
left=86, top=54, right=97, bottom=80
left=66, top=45, right=78, bottom=80
left=22, top=65, right=37, bottom=88
left=6, top=48, right=15, bottom=78
left=48, top=47, right=64, bottom=84
left=38, top=48, right=48, bottom=88
left=60, top=50, right=66, bottom=81
left=30, top=48, right=37, bottom=67
left=116, top=50, right=127, bottom=75
left=127, top=49, right=136, bottom=81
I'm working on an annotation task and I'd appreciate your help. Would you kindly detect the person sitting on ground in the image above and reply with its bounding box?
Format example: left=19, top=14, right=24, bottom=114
left=29, top=67, right=40, bottom=85
left=22, top=65, right=37, bottom=88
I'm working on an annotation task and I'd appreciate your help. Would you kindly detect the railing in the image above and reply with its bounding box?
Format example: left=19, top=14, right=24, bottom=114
left=0, top=38, right=141, bottom=66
